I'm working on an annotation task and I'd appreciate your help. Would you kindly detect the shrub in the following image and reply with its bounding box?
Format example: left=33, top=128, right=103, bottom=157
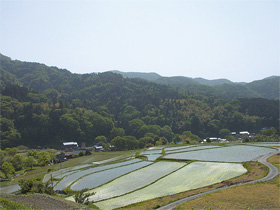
left=74, top=189, right=95, bottom=205
left=18, top=178, right=55, bottom=195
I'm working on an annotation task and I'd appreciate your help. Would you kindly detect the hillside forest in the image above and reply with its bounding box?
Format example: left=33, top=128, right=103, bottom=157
left=0, top=54, right=279, bottom=150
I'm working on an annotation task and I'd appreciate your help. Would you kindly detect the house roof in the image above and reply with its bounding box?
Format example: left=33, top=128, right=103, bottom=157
left=63, top=142, right=78, bottom=146
left=65, top=152, right=73, bottom=156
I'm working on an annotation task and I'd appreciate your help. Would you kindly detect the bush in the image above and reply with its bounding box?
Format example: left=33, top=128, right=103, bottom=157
left=79, top=151, right=85, bottom=156
left=18, top=178, right=55, bottom=195
left=74, top=189, right=95, bottom=205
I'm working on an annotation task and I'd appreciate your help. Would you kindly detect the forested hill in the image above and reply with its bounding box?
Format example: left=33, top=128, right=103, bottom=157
left=0, top=54, right=279, bottom=149
left=111, top=70, right=279, bottom=100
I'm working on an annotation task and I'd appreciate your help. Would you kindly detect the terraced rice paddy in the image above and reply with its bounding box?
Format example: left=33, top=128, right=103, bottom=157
left=67, top=161, right=186, bottom=202
left=244, top=142, right=280, bottom=147
left=141, top=149, right=162, bottom=155
left=70, top=161, right=152, bottom=190
left=164, top=145, right=195, bottom=151
left=54, top=159, right=140, bottom=190
left=95, top=162, right=247, bottom=209
left=165, top=145, right=220, bottom=154
left=163, top=145, right=276, bottom=162
left=59, top=143, right=277, bottom=209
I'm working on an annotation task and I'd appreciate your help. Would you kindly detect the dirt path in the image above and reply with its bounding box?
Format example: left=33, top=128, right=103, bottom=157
left=158, top=148, right=280, bottom=210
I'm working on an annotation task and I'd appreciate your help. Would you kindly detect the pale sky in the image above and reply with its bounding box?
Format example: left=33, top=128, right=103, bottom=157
left=1, top=0, right=279, bottom=82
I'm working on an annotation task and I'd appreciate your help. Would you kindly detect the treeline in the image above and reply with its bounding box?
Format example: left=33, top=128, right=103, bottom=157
left=0, top=147, right=57, bottom=178
left=0, top=54, right=279, bottom=149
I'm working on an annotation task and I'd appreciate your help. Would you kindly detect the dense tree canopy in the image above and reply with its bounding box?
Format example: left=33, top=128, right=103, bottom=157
left=0, top=54, right=279, bottom=149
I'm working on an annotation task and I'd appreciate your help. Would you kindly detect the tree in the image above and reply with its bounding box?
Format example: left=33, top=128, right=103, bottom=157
left=111, top=136, right=125, bottom=151
left=110, top=127, right=125, bottom=139
left=104, top=143, right=110, bottom=152
left=219, top=128, right=231, bottom=139
left=95, top=136, right=107, bottom=147
left=37, top=151, right=51, bottom=166
left=4, top=147, right=18, bottom=156
left=25, top=156, right=37, bottom=170
left=161, top=125, right=174, bottom=142
left=11, top=154, right=26, bottom=171
left=1, top=162, right=15, bottom=178
left=207, top=119, right=221, bottom=136
left=127, top=119, right=145, bottom=137
left=172, top=134, right=181, bottom=144
left=0, top=150, right=7, bottom=165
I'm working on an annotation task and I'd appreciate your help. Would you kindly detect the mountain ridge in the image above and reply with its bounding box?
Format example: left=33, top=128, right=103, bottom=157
left=109, top=70, right=279, bottom=100
left=1, top=54, right=279, bottom=100
left=0, top=53, right=279, bottom=149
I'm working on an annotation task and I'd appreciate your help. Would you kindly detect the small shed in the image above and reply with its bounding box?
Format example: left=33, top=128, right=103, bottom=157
left=94, top=145, right=104, bottom=152
left=63, top=142, right=79, bottom=148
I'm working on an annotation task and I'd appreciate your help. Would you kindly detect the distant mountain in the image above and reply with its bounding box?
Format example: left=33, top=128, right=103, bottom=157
left=1, top=54, right=279, bottom=100
left=154, top=76, right=198, bottom=86
left=246, top=76, right=280, bottom=100
left=111, top=70, right=233, bottom=86
left=1, top=54, right=279, bottom=149
left=110, top=70, right=279, bottom=100
left=193, top=77, right=233, bottom=86
left=110, top=70, right=162, bottom=81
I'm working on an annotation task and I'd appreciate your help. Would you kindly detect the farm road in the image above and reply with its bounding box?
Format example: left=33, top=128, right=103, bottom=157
left=158, top=148, right=280, bottom=210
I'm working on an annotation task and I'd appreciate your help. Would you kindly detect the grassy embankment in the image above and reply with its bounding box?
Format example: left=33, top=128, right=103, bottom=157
left=119, top=160, right=269, bottom=210
left=174, top=153, right=280, bottom=210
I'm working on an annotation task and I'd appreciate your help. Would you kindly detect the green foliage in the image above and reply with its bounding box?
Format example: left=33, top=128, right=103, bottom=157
left=135, top=151, right=141, bottom=158
left=1, top=161, right=15, bottom=178
left=219, top=128, right=231, bottom=139
left=79, top=151, right=85, bottom=156
left=18, top=178, right=55, bottom=195
left=74, top=189, right=95, bottom=205
left=250, top=128, right=280, bottom=142
left=11, top=154, right=26, bottom=171
left=0, top=54, right=279, bottom=150
left=4, top=147, right=19, bottom=156
left=181, top=131, right=200, bottom=143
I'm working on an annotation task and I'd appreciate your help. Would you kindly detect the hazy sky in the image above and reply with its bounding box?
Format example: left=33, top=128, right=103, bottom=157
left=1, top=0, right=279, bottom=82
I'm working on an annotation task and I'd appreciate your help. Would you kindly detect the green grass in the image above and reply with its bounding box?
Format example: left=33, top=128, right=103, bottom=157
left=0, top=197, right=36, bottom=210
